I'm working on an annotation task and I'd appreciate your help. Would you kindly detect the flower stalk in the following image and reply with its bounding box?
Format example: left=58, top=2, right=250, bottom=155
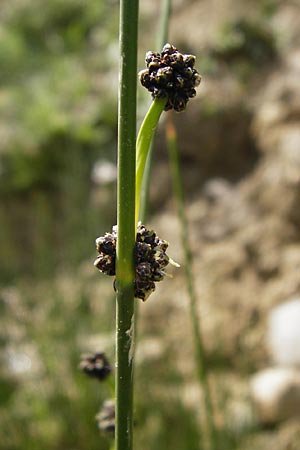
left=139, top=0, right=172, bottom=223
left=135, top=97, right=167, bottom=223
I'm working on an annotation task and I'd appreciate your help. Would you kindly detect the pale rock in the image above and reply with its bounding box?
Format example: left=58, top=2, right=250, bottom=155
left=250, top=368, right=300, bottom=424
left=268, top=298, right=300, bottom=367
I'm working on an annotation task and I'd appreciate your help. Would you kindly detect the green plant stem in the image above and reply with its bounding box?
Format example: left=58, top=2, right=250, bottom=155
left=138, top=0, right=172, bottom=223
left=166, top=115, right=218, bottom=450
left=116, top=1, right=139, bottom=450
left=136, top=0, right=171, bottom=347
left=138, top=139, right=154, bottom=223
left=135, top=96, right=166, bottom=224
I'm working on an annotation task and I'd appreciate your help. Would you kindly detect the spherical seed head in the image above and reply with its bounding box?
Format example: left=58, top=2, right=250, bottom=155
left=79, top=352, right=112, bottom=381
left=94, top=224, right=177, bottom=301
left=139, top=43, right=201, bottom=112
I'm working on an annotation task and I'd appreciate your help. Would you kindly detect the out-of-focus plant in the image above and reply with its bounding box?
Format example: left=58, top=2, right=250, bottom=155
left=0, top=0, right=119, bottom=279
left=212, top=19, right=276, bottom=79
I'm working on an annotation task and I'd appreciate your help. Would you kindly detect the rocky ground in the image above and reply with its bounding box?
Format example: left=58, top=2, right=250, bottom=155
left=136, top=0, right=300, bottom=447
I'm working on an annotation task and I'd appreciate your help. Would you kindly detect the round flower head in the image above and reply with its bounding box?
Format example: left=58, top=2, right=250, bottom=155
left=94, top=223, right=175, bottom=301
left=139, top=43, right=201, bottom=112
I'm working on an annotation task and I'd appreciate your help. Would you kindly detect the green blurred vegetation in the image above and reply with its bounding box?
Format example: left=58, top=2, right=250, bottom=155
left=211, top=18, right=277, bottom=80
left=0, top=2, right=118, bottom=447
left=0, top=1, right=278, bottom=450
left=0, top=0, right=119, bottom=281
left=1, top=273, right=251, bottom=450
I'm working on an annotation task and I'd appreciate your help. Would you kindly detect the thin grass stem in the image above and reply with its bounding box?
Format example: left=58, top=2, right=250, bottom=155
left=157, top=0, right=172, bottom=50
left=166, top=115, right=218, bottom=450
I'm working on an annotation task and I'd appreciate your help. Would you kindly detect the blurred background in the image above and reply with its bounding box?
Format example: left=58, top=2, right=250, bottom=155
left=1, top=0, right=300, bottom=449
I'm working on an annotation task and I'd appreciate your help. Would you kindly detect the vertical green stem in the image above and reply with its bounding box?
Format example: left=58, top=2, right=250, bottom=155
left=134, top=0, right=170, bottom=374
left=166, top=116, right=218, bottom=450
left=116, top=1, right=139, bottom=450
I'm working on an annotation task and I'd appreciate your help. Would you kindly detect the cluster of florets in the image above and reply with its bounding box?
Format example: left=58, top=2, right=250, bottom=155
left=96, top=399, right=115, bottom=434
left=134, top=223, right=170, bottom=300
left=94, top=223, right=170, bottom=301
left=79, top=352, right=112, bottom=381
left=139, top=43, right=201, bottom=112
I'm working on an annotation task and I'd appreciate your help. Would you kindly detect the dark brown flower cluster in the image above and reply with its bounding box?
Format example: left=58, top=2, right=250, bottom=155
left=94, top=229, right=117, bottom=276
left=139, top=43, right=201, bottom=112
left=96, top=399, right=115, bottom=434
left=79, top=352, right=111, bottom=381
left=94, top=223, right=171, bottom=301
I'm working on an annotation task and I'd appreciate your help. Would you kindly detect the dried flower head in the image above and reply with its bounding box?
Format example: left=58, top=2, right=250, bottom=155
left=79, top=352, right=112, bottom=381
left=139, top=43, right=201, bottom=112
left=94, top=223, right=175, bottom=301
left=96, top=399, right=115, bottom=434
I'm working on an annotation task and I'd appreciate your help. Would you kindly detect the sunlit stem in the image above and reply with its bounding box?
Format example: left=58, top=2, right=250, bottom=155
left=135, top=97, right=167, bottom=225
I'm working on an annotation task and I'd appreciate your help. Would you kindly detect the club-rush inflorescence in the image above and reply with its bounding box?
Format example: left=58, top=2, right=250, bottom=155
left=94, top=223, right=173, bottom=301
left=139, top=43, right=201, bottom=112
